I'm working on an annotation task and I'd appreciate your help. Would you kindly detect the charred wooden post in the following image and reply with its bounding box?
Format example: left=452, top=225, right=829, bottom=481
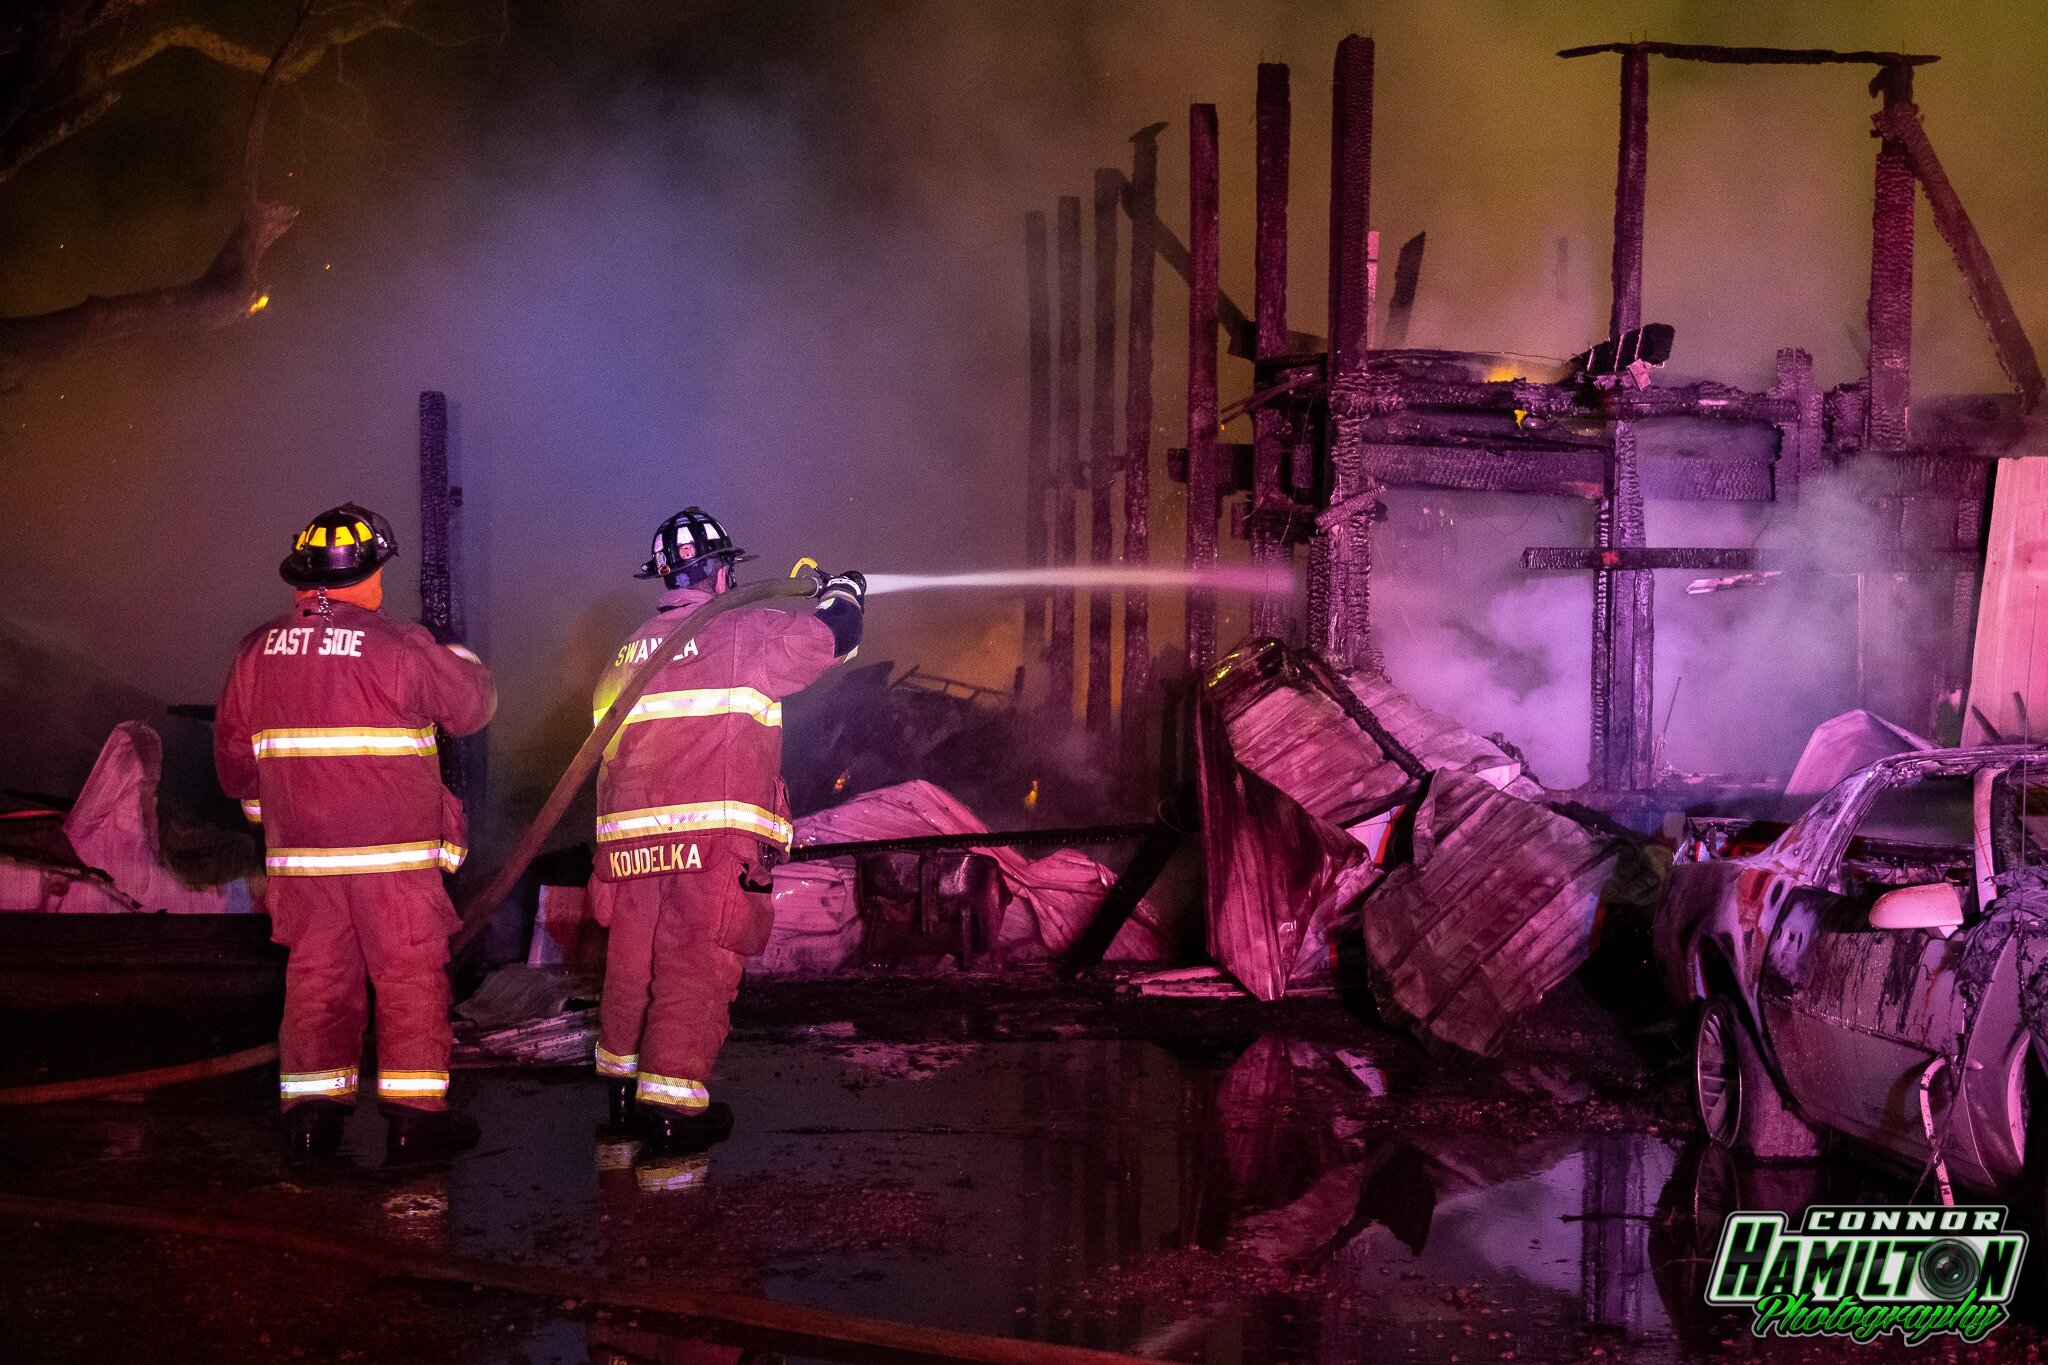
left=1314, top=35, right=1378, bottom=675
left=1865, top=60, right=1915, bottom=450
left=1052, top=195, right=1083, bottom=714
left=1606, top=51, right=1649, bottom=338
left=419, top=391, right=458, bottom=644
left=418, top=390, right=472, bottom=807
left=1023, top=211, right=1053, bottom=663
left=1872, top=98, right=2046, bottom=411
left=1946, top=487, right=1986, bottom=734
left=1249, top=62, right=1292, bottom=642
left=1121, top=125, right=1163, bottom=782
left=1186, top=104, right=1222, bottom=673
left=1087, top=169, right=1121, bottom=734
left=1769, top=347, right=1824, bottom=501
left=1590, top=44, right=1655, bottom=793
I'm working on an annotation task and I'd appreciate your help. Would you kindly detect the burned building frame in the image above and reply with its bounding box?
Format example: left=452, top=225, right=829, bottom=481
left=1021, top=38, right=2045, bottom=819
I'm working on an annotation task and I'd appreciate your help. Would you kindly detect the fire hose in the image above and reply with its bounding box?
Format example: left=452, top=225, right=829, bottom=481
left=0, top=569, right=829, bottom=1106
left=450, top=567, right=826, bottom=954
left=0, top=1190, right=1150, bottom=1364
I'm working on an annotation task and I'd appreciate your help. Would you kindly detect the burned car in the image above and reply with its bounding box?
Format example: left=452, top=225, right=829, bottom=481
left=1657, top=745, right=2048, bottom=1193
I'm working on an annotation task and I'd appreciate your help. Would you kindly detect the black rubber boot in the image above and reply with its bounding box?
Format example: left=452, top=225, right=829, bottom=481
left=283, top=1100, right=349, bottom=1167
left=384, top=1106, right=480, bottom=1165
left=598, top=1079, right=639, bottom=1140
left=639, top=1100, right=734, bottom=1155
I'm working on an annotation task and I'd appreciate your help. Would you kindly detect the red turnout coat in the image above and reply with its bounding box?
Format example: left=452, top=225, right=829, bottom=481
left=592, top=586, right=840, bottom=884
left=215, top=600, right=496, bottom=883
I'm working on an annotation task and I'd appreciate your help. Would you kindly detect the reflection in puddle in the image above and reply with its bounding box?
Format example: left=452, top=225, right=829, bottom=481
left=13, top=974, right=2035, bottom=1365
left=428, top=1038, right=1771, bottom=1362
left=8, top=1030, right=1839, bottom=1362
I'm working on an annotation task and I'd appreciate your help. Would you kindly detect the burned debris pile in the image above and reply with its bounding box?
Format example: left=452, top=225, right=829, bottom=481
left=1202, top=639, right=1645, bottom=1054
left=0, top=717, right=259, bottom=917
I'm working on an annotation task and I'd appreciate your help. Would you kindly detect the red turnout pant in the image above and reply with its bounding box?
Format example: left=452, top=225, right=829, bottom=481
left=590, top=839, right=769, bottom=1109
left=268, top=869, right=457, bottom=1112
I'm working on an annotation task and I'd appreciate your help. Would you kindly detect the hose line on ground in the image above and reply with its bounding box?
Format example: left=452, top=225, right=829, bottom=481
left=0, top=1191, right=1149, bottom=1365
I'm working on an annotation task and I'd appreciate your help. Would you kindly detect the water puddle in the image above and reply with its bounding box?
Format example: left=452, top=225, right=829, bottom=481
left=430, top=1039, right=1778, bottom=1361
left=3, top=1029, right=1971, bottom=1362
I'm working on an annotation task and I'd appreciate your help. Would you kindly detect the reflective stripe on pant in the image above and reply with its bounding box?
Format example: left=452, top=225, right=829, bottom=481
left=270, top=869, right=457, bottom=1111
left=590, top=848, right=750, bottom=1109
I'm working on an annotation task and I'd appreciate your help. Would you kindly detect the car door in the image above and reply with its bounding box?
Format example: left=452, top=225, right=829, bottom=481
left=1758, top=773, right=1975, bottom=1161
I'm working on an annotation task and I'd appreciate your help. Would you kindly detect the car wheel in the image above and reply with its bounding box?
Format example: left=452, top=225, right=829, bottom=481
left=1695, top=998, right=1743, bottom=1149
left=1695, top=997, right=1819, bottom=1161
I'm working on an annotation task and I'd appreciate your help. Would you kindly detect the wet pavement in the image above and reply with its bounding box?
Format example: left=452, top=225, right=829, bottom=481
left=5, top=979, right=2048, bottom=1362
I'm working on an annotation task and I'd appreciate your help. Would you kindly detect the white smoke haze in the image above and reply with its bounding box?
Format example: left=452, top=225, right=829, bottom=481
left=0, top=1, right=2042, bottom=824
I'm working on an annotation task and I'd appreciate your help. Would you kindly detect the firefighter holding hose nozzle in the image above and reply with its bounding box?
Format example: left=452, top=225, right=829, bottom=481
left=215, top=504, right=498, bottom=1167
left=591, top=506, right=863, bottom=1153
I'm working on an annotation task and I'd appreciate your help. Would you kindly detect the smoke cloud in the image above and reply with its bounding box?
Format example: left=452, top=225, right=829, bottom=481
left=0, top=1, right=2043, bottom=821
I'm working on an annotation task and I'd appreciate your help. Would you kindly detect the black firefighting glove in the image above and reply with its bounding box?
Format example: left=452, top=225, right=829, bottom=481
left=817, top=570, right=866, bottom=657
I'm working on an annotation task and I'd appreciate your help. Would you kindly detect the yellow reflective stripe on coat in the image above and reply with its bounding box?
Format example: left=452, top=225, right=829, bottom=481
left=240, top=798, right=263, bottom=825
left=265, top=840, right=467, bottom=876
left=596, top=1047, right=640, bottom=1078
left=445, top=643, right=482, bottom=665
left=593, top=687, right=783, bottom=730
left=280, top=1066, right=357, bottom=1099
left=636, top=1072, right=710, bottom=1110
left=594, top=800, right=792, bottom=848
left=377, top=1069, right=449, bottom=1098
left=251, top=725, right=438, bottom=758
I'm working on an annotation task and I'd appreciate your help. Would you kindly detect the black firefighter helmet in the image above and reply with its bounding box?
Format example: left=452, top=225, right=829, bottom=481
left=280, top=503, right=399, bottom=588
left=637, top=506, right=755, bottom=585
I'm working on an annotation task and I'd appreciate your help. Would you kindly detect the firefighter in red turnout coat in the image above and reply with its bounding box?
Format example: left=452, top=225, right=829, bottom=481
left=216, top=504, right=497, bottom=1165
left=592, top=507, right=863, bottom=1151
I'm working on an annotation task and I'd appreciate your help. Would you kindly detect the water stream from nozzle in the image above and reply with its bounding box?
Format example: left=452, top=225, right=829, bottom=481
left=859, top=564, right=1298, bottom=597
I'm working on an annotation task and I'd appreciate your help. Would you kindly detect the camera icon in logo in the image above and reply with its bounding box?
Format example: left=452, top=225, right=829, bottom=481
left=1919, top=1239, right=1982, bottom=1302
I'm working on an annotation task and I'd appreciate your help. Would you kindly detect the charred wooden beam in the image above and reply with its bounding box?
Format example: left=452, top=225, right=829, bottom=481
left=1361, top=413, right=1604, bottom=453
left=1132, top=184, right=1256, bottom=361
left=1185, top=439, right=1778, bottom=504
left=1023, top=211, right=1053, bottom=659
left=418, top=390, right=474, bottom=810
left=1873, top=100, right=2046, bottom=411
left=418, top=392, right=459, bottom=646
left=1866, top=61, right=1915, bottom=450
left=1249, top=62, right=1292, bottom=640
left=1358, top=446, right=1776, bottom=503
left=1559, top=42, right=1938, bottom=67
left=1868, top=450, right=1995, bottom=500
left=1051, top=195, right=1082, bottom=714
left=1911, top=394, right=2048, bottom=455
left=1360, top=375, right=1796, bottom=424
left=1769, top=347, right=1825, bottom=500
left=1607, top=52, right=1648, bottom=342
left=1087, top=168, right=1120, bottom=734
left=1594, top=45, right=1655, bottom=794
left=1382, top=231, right=1424, bottom=349
left=1121, top=124, right=1162, bottom=786
left=1315, top=34, right=1378, bottom=675
left=1524, top=546, right=1976, bottom=572
left=1186, top=103, right=1221, bottom=672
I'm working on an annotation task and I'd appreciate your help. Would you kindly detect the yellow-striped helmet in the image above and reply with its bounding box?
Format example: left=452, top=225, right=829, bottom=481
left=281, top=503, right=398, bottom=588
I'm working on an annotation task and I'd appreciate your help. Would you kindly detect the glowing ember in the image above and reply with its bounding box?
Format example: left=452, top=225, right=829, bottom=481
left=248, top=293, right=270, bottom=314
